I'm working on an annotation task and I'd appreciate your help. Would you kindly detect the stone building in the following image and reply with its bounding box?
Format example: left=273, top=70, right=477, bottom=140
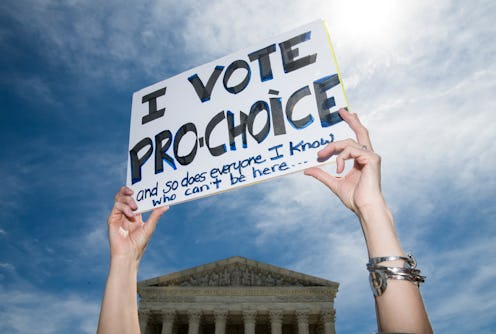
left=138, top=256, right=339, bottom=334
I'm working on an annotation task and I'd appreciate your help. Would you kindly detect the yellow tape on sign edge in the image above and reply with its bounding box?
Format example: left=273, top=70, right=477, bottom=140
left=321, top=19, right=351, bottom=111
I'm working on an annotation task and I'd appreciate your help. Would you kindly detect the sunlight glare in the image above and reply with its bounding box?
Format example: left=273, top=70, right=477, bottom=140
left=326, top=0, right=405, bottom=49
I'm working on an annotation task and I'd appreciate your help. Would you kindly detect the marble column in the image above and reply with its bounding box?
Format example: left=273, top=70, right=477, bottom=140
left=139, top=310, right=150, bottom=334
left=296, top=311, right=309, bottom=334
left=269, top=310, right=283, bottom=334
left=188, top=310, right=202, bottom=334
left=321, top=309, right=336, bottom=334
left=161, top=310, right=176, bottom=334
left=214, top=310, right=228, bottom=334
left=243, top=310, right=257, bottom=334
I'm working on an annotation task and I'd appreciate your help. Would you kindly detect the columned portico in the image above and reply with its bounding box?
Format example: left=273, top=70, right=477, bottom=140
left=269, top=310, right=283, bottom=334
left=161, top=310, right=175, bottom=334
left=138, top=257, right=339, bottom=334
left=243, top=310, right=257, bottom=334
left=187, top=311, right=202, bottom=334
left=214, top=310, right=228, bottom=334
left=321, top=310, right=336, bottom=334
left=296, top=311, right=309, bottom=334
left=139, top=310, right=150, bottom=334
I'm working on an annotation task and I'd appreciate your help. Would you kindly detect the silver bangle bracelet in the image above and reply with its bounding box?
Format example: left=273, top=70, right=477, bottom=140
left=368, top=253, right=416, bottom=268
left=367, top=254, right=425, bottom=297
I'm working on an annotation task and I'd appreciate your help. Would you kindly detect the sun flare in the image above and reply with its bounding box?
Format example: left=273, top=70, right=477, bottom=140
left=325, top=0, right=405, bottom=48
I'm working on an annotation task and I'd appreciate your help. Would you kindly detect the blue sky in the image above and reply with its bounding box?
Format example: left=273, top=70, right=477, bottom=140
left=0, top=1, right=495, bottom=333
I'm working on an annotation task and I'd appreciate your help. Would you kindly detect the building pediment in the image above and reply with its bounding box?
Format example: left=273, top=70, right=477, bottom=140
left=139, top=256, right=338, bottom=288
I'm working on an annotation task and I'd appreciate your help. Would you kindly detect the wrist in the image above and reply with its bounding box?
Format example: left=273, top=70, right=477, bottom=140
left=110, top=254, right=139, bottom=273
left=356, top=200, right=404, bottom=258
left=356, top=196, right=392, bottom=222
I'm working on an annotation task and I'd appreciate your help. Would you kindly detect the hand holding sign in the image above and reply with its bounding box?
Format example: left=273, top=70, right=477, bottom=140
left=304, top=108, right=384, bottom=215
left=107, top=186, right=169, bottom=262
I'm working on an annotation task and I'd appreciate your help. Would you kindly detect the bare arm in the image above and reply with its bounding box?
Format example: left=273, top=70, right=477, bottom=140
left=305, top=109, right=433, bottom=333
left=97, top=187, right=168, bottom=334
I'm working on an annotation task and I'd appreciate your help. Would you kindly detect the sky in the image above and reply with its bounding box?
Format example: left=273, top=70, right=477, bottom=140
left=0, top=0, right=495, bottom=333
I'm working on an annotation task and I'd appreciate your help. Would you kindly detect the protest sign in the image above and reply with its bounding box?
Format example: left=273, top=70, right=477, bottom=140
left=126, top=19, right=352, bottom=212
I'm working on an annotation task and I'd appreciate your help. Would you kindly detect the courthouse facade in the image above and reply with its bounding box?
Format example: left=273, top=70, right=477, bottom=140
left=138, top=256, right=339, bottom=334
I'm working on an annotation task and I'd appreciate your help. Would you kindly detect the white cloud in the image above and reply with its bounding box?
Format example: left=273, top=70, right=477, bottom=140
left=422, top=236, right=496, bottom=332
left=0, top=286, right=99, bottom=334
left=179, top=1, right=311, bottom=58
left=1, top=1, right=175, bottom=84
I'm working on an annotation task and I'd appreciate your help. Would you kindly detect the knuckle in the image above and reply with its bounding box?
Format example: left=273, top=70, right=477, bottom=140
left=344, top=138, right=357, bottom=145
left=115, top=186, right=126, bottom=200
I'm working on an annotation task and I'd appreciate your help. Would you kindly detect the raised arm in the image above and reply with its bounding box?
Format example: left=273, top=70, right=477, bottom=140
left=97, top=186, right=168, bottom=334
left=305, top=109, right=433, bottom=333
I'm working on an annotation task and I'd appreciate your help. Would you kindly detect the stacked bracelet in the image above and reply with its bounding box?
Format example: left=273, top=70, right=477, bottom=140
left=367, top=254, right=425, bottom=297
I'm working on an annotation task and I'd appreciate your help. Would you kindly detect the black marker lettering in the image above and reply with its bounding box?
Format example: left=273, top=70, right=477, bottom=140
left=286, top=85, right=313, bottom=129
left=268, top=90, right=286, bottom=136
left=154, top=130, right=176, bottom=174
left=141, top=87, right=166, bottom=124
left=130, top=137, right=153, bottom=184
left=173, top=123, right=198, bottom=165
left=188, top=65, right=224, bottom=102
left=247, top=100, right=271, bottom=143
left=223, top=60, right=251, bottom=94
left=313, top=74, right=343, bottom=127
left=279, top=31, right=317, bottom=73
left=248, top=44, right=276, bottom=82
left=227, top=110, right=248, bottom=150
left=205, top=111, right=227, bottom=156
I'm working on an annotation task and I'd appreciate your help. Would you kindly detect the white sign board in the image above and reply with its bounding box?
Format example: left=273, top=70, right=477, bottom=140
left=127, top=20, right=352, bottom=212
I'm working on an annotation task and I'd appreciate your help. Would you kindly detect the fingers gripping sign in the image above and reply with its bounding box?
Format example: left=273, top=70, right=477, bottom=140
left=344, top=110, right=373, bottom=152
left=107, top=186, right=169, bottom=262
left=304, top=108, right=383, bottom=213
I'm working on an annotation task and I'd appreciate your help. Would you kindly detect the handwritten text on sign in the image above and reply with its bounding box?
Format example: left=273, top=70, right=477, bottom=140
left=126, top=20, right=352, bottom=212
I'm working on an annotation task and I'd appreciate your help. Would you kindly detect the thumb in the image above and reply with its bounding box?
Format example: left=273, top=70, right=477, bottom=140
left=143, top=206, right=169, bottom=239
left=304, top=167, right=339, bottom=194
